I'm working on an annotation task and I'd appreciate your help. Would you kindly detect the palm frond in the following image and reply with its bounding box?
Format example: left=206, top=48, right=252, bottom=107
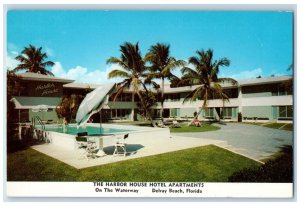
left=162, top=59, right=186, bottom=75
left=12, top=66, right=27, bottom=73
left=217, top=77, right=238, bottom=85
left=183, top=86, right=202, bottom=103
left=14, top=44, right=54, bottom=76
left=38, top=68, right=54, bottom=76
left=106, top=57, right=129, bottom=69
left=40, top=61, right=55, bottom=67
left=181, top=66, right=198, bottom=76
left=108, top=69, right=130, bottom=79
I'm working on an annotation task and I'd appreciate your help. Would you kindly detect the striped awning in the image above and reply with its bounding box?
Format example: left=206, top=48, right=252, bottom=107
left=11, top=97, right=61, bottom=109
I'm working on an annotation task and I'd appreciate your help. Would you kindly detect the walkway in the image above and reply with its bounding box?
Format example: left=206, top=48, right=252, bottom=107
left=172, top=123, right=293, bottom=161
left=32, top=135, right=225, bottom=169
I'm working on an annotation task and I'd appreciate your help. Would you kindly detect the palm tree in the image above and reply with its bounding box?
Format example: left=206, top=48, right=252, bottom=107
left=180, top=49, right=237, bottom=122
left=144, top=43, right=185, bottom=123
left=13, top=44, right=55, bottom=76
left=56, top=94, right=84, bottom=124
left=282, top=63, right=293, bottom=93
left=107, top=42, right=154, bottom=125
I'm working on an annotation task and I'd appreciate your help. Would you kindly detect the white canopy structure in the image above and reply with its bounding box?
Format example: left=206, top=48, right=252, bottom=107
left=75, top=83, right=116, bottom=126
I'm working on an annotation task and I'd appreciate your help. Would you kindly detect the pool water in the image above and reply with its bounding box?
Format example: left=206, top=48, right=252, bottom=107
left=43, top=125, right=132, bottom=135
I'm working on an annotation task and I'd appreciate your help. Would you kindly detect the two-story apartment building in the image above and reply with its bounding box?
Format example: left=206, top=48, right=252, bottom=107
left=10, top=72, right=293, bottom=123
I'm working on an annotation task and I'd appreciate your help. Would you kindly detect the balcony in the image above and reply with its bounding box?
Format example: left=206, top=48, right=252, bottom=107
left=241, top=95, right=293, bottom=106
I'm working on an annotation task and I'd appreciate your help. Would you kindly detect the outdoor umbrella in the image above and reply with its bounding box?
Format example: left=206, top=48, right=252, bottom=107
left=32, top=104, right=49, bottom=122
left=32, top=104, right=49, bottom=113
left=75, top=83, right=116, bottom=126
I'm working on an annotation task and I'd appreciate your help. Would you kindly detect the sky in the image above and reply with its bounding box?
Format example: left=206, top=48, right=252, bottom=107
left=6, top=10, right=293, bottom=84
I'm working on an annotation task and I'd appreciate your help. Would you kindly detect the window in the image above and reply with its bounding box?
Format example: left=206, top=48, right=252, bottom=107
left=204, top=108, right=214, bottom=117
left=112, top=109, right=116, bottom=118
left=165, top=93, right=180, bottom=102
left=170, top=108, right=180, bottom=117
left=223, top=89, right=238, bottom=98
left=272, top=85, right=292, bottom=96
left=109, top=109, right=131, bottom=119
left=279, top=106, right=293, bottom=118
left=153, top=109, right=161, bottom=118
left=223, top=108, right=232, bottom=117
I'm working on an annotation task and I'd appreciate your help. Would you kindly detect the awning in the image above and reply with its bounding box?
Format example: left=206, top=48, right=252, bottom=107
left=11, top=97, right=62, bottom=109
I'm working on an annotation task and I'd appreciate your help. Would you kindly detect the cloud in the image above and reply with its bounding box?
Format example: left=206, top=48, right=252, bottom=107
left=7, top=42, right=19, bottom=52
left=45, top=47, right=54, bottom=57
left=220, top=68, right=263, bottom=80
left=51, top=62, right=65, bottom=76
left=51, top=62, right=123, bottom=84
left=6, top=53, right=19, bottom=70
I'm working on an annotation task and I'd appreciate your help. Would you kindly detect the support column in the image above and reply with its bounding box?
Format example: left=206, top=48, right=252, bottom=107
left=238, top=86, right=243, bottom=113
left=131, top=92, right=135, bottom=121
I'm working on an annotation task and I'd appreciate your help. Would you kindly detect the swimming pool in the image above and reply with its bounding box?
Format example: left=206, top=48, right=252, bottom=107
left=39, top=123, right=170, bottom=151
left=44, top=124, right=132, bottom=135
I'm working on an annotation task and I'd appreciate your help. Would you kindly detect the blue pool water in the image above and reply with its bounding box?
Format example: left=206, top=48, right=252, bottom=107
left=43, top=125, right=132, bottom=135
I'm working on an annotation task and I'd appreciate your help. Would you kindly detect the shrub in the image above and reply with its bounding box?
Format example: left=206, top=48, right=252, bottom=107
left=228, top=145, right=293, bottom=182
left=257, top=117, right=269, bottom=120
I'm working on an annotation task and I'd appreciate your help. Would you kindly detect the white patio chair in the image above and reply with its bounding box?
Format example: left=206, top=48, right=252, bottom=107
left=75, top=133, right=97, bottom=160
left=172, top=120, right=180, bottom=128
left=43, top=131, right=52, bottom=143
left=85, top=140, right=98, bottom=160
left=113, top=134, right=129, bottom=157
left=32, top=129, right=38, bottom=139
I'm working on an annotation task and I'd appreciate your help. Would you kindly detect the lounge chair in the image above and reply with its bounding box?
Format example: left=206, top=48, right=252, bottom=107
left=171, top=120, right=181, bottom=128
left=43, top=131, right=52, bottom=143
left=189, top=119, right=201, bottom=127
left=156, top=120, right=167, bottom=128
left=113, top=133, right=129, bottom=157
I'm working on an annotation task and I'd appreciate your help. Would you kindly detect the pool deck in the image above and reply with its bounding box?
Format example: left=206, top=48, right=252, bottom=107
left=32, top=135, right=227, bottom=169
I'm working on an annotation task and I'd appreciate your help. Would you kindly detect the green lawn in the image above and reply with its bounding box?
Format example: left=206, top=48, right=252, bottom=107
left=7, top=145, right=260, bottom=182
left=280, top=123, right=293, bottom=131
left=242, top=122, right=293, bottom=131
left=262, top=123, right=293, bottom=131
left=242, top=122, right=263, bottom=126
left=170, top=124, right=220, bottom=133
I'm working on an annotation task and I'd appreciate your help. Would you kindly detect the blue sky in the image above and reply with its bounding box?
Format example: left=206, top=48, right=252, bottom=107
left=6, top=10, right=293, bottom=83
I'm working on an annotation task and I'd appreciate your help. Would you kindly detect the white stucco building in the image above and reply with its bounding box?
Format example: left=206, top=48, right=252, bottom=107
left=11, top=72, right=293, bottom=123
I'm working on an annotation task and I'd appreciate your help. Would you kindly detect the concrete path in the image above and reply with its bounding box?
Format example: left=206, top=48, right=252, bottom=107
left=172, top=123, right=293, bottom=161
left=32, top=135, right=225, bottom=169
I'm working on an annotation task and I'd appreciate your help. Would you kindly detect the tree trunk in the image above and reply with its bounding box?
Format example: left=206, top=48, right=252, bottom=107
left=136, top=91, right=155, bottom=127
left=187, top=106, right=204, bottom=126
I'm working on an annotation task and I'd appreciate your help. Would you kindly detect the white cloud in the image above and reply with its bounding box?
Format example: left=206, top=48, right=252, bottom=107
left=51, top=62, right=65, bottom=76
left=51, top=62, right=124, bottom=84
left=220, top=68, right=263, bottom=80
left=45, top=47, right=54, bottom=57
left=11, top=51, right=18, bottom=55
left=6, top=53, right=19, bottom=70
left=7, top=42, right=18, bottom=52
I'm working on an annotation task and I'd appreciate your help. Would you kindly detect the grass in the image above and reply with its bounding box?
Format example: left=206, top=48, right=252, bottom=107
left=242, top=122, right=263, bottom=126
left=242, top=122, right=293, bottom=131
left=229, top=145, right=293, bottom=182
left=280, top=123, right=293, bottom=131
left=112, top=120, right=152, bottom=127
left=7, top=145, right=260, bottom=182
left=262, top=123, right=293, bottom=131
left=170, top=124, right=220, bottom=133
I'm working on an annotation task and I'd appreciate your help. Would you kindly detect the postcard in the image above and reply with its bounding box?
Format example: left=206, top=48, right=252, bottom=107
left=5, top=6, right=294, bottom=199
